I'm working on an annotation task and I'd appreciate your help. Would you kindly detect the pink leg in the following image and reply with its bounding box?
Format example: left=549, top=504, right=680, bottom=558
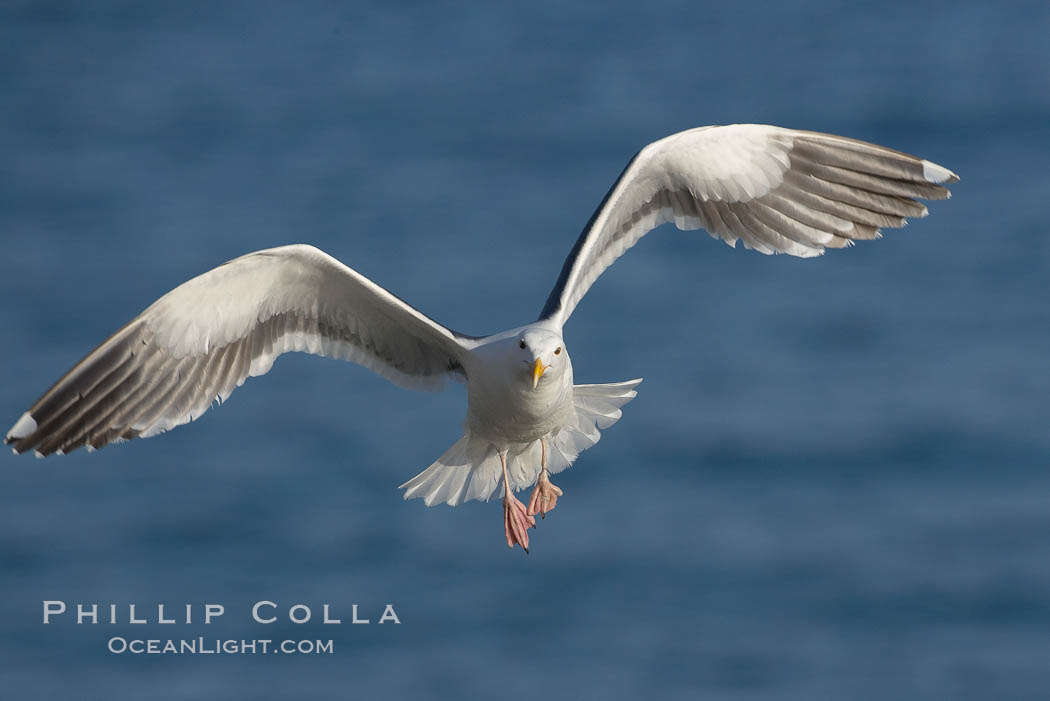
left=528, top=436, right=564, bottom=519
left=501, top=449, right=535, bottom=553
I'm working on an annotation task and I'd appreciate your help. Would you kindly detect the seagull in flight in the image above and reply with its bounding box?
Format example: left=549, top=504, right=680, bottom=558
left=5, top=124, right=958, bottom=553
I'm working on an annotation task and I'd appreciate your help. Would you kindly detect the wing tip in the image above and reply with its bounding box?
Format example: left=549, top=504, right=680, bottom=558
left=921, top=160, right=960, bottom=185
left=7, top=411, right=37, bottom=440
left=5, top=411, right=37, bottom=455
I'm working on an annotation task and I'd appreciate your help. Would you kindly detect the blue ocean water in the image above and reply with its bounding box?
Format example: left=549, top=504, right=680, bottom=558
left=1, top=1, right=1048, bottom=698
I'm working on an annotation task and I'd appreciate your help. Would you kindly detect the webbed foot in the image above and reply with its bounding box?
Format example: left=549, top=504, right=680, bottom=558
left=503, top=494, right=536, bottom=552
left=527, top=469, right=563, bottom=519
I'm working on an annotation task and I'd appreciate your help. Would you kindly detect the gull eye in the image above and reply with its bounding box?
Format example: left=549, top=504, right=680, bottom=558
left=519, top=340, right=526, bottom=349
left=554, top=347, right=562, bottom=355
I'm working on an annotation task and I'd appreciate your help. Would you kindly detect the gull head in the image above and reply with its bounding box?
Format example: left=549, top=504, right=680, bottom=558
left=517, top=328, right=566, bottom=390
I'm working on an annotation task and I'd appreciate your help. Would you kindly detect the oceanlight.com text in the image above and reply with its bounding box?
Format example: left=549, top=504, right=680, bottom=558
left=107, top=637, right=334, bottom=655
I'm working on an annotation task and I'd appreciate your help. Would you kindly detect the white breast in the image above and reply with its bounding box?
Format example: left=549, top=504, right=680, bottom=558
left=463, top=351, right=575, bottom=446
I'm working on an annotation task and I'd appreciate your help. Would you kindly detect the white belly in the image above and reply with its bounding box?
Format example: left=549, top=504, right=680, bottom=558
left=464, top=358, right=575, bottom=446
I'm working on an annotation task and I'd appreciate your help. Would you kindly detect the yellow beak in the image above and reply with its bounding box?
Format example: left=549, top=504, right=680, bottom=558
left=531, top=358, right=546, bottom=389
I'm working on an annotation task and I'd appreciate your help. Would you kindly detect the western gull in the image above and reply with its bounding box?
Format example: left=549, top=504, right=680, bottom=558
left=5, top=124, right=958, bottom=552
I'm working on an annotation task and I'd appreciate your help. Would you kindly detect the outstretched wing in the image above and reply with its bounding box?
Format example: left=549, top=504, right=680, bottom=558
left=539, top=124, right=959, bottom=325
left=6, top=244, right=477, bottom=457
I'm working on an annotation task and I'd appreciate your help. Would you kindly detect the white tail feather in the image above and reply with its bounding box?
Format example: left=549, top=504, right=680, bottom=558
left=399, top=379, right=642, bottom=506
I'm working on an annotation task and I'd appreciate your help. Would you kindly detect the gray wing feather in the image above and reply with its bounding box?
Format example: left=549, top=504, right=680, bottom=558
left=7, top=245, right=476, bottom=456
left=540, top=124, right=958, bottom=325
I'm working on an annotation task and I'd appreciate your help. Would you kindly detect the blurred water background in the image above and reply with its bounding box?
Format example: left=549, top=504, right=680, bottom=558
left=1, top=1, right=1048, bottom=699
